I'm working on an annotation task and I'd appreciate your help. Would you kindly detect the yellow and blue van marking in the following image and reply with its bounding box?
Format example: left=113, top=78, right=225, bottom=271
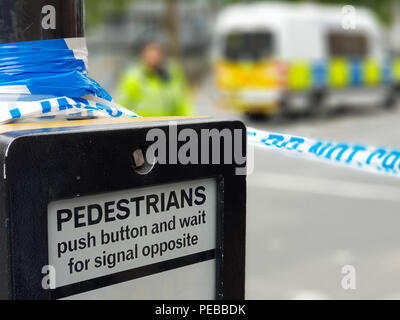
left=217, top=58, right=400, bottom=91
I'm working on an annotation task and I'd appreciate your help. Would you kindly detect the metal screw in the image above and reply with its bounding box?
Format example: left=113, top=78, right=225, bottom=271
left=132, top=148, right=145, bottom=169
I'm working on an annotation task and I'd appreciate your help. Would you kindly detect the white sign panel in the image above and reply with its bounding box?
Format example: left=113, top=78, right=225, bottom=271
left=48, top=178, right=217, bottom=293
left=65, top=260, right=216, bottom=300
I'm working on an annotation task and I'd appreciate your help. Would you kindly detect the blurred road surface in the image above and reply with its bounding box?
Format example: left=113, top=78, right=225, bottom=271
left=196, top=79, right=400, bottom=299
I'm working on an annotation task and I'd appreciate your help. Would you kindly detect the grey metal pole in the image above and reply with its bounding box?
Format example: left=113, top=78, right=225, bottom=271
left=0, top=0, right=84, bottom=44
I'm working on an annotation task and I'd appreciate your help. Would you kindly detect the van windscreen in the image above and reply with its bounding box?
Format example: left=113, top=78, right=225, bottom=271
left=224, top=32, right=274, bottom=62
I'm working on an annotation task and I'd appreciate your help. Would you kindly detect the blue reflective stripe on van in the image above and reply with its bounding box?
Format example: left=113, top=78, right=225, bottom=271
left=312, top=61, right=326, bottom=87
left=350, top=60, right=363, bottom=87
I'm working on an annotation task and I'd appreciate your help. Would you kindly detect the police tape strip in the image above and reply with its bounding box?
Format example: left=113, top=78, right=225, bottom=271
left=2, top=38, right=400, bottom=179
left=247, top=127, right=400, bottom=177
left=0, top=94, right=138, bottom=123
left=0, top=38, right=138, bottom=123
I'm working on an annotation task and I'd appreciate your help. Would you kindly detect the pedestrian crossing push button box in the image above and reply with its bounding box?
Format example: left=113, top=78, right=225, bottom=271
left=0, top=117, right=246, bottom=300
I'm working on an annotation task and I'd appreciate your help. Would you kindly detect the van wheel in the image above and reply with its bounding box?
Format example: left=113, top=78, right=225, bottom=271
left=383, top=89, right=398, bottom=110
left=245, top=112, right=270, bottom=121
left=304, top=103, right=320, bottom=116
left=305, top=90, right=325, bottom=116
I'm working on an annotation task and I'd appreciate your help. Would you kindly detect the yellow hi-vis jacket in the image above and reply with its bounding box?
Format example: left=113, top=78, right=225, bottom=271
left=116, top=61, right=193, bottom=117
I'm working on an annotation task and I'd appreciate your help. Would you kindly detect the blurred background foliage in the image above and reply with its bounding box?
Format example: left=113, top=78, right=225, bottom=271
left=86, top=0, right=133, bottom=29
left=221, top=0, right=394, bottom=24
left=85, top=0, right=395, bottom=30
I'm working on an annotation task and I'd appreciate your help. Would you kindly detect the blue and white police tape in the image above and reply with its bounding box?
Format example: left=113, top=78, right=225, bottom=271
left=247, top=127, right=400, bottom=177
left=0, top=38, right=137, bottom=123
left=3, top=38, right=400, bottom=180
left=0, top=94, right=138, bottom=123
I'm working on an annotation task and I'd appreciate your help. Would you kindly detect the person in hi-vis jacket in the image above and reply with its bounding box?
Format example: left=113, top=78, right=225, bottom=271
left=116, top=41, right=193, bottom=117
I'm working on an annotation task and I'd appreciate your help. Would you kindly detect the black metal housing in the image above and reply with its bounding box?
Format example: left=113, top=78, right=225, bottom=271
left=0, top=118, right=247, bottom=300
left=0, top=0, right=84, bottom=43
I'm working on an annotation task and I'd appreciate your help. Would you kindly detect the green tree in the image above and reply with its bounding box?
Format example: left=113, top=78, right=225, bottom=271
left=218, top=0, right=395, bottom=25
left=85, top=0, right=133, bottom=30
left=85, top=0, right=181, bottom=57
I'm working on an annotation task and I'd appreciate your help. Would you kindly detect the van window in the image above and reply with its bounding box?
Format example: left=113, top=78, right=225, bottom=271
left=327, top=32, right=369, bottom=58
left=224, top=32, right=274, bottom=61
